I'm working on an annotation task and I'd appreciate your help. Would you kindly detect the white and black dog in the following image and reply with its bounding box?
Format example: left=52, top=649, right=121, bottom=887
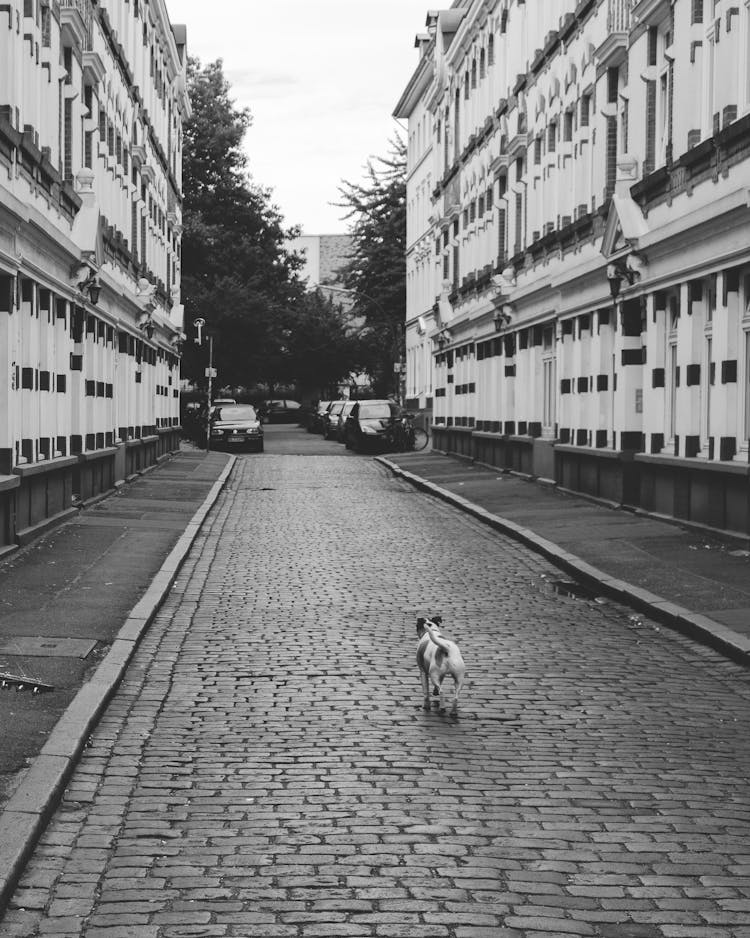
left=416, top=615, right=467, bottom=711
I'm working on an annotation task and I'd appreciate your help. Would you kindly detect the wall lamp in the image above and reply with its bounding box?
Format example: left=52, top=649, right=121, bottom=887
left=606, top=251, right=647, bottom=300
left=493, top=304, right=513, bottom=331
left=138, top=311, right=155, bottom=339
left=436, top=329, right=453, bottom=350
left=71, top=264, right=101, bottom=306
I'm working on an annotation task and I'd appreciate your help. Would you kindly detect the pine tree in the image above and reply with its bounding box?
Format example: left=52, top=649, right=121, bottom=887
left=336, top=138, right=407, bottom=398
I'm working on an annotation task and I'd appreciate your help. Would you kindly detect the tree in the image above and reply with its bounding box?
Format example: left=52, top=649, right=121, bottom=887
left=335, top=138, right=407, bottom=398
left=283, top=290, right=366, bottom=399
left=180, top=58, right=303, bottom=390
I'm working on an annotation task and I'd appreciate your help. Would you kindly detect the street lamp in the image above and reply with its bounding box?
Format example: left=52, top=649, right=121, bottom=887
left=193, top=317, right=215, bottom=451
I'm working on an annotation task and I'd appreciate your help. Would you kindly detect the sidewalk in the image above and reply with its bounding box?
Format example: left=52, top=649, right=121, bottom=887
left=0, top=445, right=233, bottom=908
left=378, top=450, right=750, bottom=667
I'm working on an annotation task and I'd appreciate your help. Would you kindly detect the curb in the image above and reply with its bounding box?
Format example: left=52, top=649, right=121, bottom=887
left=378, top=456, right=750, bottom=668
left=0, top=455, right=236, bottom=913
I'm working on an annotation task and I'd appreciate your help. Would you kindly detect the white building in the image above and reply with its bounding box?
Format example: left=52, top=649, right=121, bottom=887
left=395, top=0, right=750, bottom=536
left=0, top=0, right=189, bottom=552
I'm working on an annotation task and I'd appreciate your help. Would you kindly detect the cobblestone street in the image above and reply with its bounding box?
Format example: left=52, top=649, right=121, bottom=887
left=2, top=449, right=750, bottom=938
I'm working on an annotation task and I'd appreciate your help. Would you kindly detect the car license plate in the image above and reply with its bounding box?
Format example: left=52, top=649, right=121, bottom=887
left=228, top=434, right=244, bottom=442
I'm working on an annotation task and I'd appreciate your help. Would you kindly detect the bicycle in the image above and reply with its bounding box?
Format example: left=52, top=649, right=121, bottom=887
left=386, top=412, right=430, bottom=452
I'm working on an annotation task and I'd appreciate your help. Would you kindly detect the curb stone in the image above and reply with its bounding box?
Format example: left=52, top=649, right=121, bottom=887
left=0, top=455, right=236, bottom=912
left=377, top=456, right=750, bottom=667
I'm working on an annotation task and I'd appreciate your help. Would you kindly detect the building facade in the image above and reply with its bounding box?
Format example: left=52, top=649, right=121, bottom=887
left=395, top=0, right=750, bottom=536
left=0, top=0, right=189, bottom=552
left=288, top=233, right=354, bottom=290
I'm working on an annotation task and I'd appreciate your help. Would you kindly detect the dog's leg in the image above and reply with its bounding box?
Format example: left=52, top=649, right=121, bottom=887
left=451, top=671, right=466, bottom=712
left=419, top=669, right=431, bottom=708
left=430, top=669, right=445, bottom=708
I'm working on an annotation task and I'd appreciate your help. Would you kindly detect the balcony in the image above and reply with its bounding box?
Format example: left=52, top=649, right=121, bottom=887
left=443, top=175, right=460, bottom=218
left=60, top=0, right=94, bottom=51
left=596, top=0, right=633, bottom=67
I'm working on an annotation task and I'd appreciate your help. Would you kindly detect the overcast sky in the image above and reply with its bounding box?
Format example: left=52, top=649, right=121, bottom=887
left=166, top=0, right=430, bottom=235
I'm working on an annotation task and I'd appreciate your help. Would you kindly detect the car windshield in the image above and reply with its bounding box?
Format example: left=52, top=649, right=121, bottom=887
left=359, top=403, right=393, bottom=419
left=213, top=405, right=257, bottom=421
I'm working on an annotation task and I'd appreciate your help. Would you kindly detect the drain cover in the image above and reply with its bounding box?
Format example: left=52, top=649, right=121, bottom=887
left=549, top=579, right=602, bottom=601
left=0, top=637, right=96, bottom=659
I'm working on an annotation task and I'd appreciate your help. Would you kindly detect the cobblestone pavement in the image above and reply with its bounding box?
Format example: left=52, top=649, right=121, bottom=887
left=2, top=454, right=750, bottom=938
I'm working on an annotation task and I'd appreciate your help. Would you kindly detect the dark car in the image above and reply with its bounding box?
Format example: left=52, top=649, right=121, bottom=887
left=307, top=400, right=332, bottom=434
left=334, top=401, right=356, bottom=443
left=323, top=400, right=346, bottom=439
left=262, top=399, right=303, bottom=424
left=344, top=399, right=400, bottom=452
left=209, top=404, right=264, bottom=452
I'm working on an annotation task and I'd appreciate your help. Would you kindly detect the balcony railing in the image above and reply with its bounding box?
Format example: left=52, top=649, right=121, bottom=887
left=607, top=0, right=632, bottom=32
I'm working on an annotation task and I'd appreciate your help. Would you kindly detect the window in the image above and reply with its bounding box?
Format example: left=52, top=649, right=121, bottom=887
left=454, top=90, right=461, bottom=160
left=63, top=46, right=72, bottom=85
left=479, top=49, right=486, bottom=80
left=703, top=334, right=713, bottom=451
left=580, top=93, right=591, bottom=127
left=41, top=3, right=51, bottom=45
left=563, top=111, right=574, bottom=142
left=488, top=34, right=494, bottom=66
left=657, top=69, right=671, bottom=164
left=669, top=342, right=678, bottom=441
left=63, top=99, right=73, bottom=182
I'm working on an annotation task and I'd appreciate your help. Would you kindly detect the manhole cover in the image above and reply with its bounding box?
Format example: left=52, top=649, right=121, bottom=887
left=0, top=637, right=97, bottom=659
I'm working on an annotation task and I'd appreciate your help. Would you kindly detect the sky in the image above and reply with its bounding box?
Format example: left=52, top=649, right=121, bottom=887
left=165, top=0, right=431, bottom=235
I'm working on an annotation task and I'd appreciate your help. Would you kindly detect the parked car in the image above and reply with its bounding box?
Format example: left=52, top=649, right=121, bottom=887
left=262, top=399, right=303, bottom=424
left=344, top=399, right=400, bottom=452
left=307, top=400, right=332, bottom=434
left=209, top=404, right=264, bottom=452
left=334, top=401, right=356, bottom=442
left=323, top=400, right=346, bottom=439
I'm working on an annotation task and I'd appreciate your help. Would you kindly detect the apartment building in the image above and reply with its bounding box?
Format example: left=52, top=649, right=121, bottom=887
left=0, top=0, right=189, bottom=552
left=395, top=0, right=750, bottom=535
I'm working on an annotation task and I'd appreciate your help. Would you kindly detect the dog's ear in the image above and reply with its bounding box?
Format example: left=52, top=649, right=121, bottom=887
left=416, top=617, right=425, bottom=635
left=432, top=615, right=442, bottom=626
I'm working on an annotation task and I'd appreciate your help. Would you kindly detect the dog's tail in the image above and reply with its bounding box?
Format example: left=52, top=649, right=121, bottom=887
left=424, top=622, right=451, bottom=654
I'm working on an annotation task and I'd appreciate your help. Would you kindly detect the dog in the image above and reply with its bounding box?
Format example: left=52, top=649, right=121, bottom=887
left=416, top=615, right=466, bottom=711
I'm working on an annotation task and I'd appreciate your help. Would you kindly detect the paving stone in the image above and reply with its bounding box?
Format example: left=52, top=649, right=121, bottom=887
left=2, top=454, right=750, bottom=937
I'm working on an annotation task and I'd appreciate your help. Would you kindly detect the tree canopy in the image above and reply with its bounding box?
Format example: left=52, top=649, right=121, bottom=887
left=180, top=60, right=406, bottom=400
left=336, top=138, right=407, bottom=398
left=180, top=57, right=303, bottom=390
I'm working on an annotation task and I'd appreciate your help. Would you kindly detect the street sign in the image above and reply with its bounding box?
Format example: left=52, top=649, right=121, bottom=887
left=205, top=367, right=217, bottom=378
